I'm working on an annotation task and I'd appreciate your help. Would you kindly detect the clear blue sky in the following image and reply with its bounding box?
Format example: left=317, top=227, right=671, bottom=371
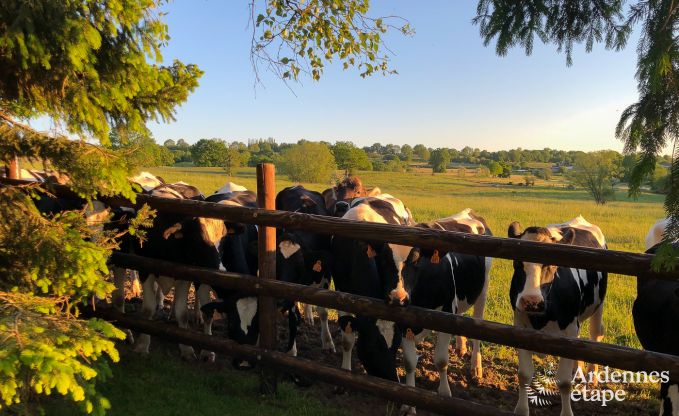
left=145, top=1, right=641, bottom=152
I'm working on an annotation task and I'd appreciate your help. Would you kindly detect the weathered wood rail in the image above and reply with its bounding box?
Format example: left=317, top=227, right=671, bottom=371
left=2, top=164, right=676, bottom=415
left=111, top=251, right=679, bottom=375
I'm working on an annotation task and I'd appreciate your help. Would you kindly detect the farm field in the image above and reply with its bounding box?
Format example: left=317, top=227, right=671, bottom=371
left=76, top=166, right=666, bottom=415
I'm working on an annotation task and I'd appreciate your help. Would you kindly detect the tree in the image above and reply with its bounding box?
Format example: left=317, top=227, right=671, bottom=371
left=429, top=148, right=450, bottom=173
left=332, top=141, right=372, bottom=174
left=400, top=144, right=414, bottom=162
left=164, top=139, right=177, bottom=148
left=474, top=0, right=679, bottom=239
left=413, top=144, right=430, bottom=161
left=488, top=161, right=503, bottom=177
left=250, top=0, right=412, bottom=81
left=111, top=131, right=174, bottom=168
left=0, top=1, right=201, bottom=414
left=280, top=142, right=337, bottom=183
left=568, top=151, right=621, bottom=205
left=222, top=144, right=250, bottom=176
left=191, top=139, right=228, bottom=167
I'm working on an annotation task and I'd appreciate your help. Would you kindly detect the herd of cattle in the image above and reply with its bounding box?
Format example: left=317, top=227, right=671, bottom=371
left=13, top=169, right=679, bottom=416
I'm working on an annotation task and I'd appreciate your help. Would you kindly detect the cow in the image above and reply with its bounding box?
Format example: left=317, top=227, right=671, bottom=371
left=129, top=171, right=165, bottom=192
left=275, top=185, right=335, bottom=354
left=331, top=194, right=414, bottom=382
left=635, top=221, right=679, bottom=416
left=508, top=216, right=607, bottom=416
left=111, top=172, right=169, bottom=323
left=133, top=183, right=229, bottom=360
left=398, top=209, right=492, bottom=413
left=322, top=176, right=381, bottom=215
left=198, top=186, right=260, bottom=361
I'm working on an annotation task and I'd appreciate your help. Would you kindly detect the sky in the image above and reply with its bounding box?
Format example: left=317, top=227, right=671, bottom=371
left=144, top=1, right=641, bottom=152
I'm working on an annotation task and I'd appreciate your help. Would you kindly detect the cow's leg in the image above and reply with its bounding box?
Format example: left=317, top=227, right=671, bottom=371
left=435, top=332, right=453, bottom=397
left=319, top=306, right=336, bottom=353
left=400, top=330, right=429, bottom=416
left=130, top=270, right=142, bottom=298
left=111, top=266, right=134, bottom=344
left=557, top=325, right=579, bottom=416
left=339, top=313, right=355, bottom=371
left=470, top=258, right=491, bottom=381
left=133, top=274, right=158, bottom=354
left=660, top=382, right=679, bottom=416
left=172, top=279, right=197, bottom=360
left=514, top=348, right=534, bottom=416
left=111, top=266, right=126, bottom=312
left=454, top=335, right=468, bottom=357
left=196, top=284, right=215, bottom=362
left=303, top=303, right=314, bottom=326
left=586, top=305, right=605, bottom=386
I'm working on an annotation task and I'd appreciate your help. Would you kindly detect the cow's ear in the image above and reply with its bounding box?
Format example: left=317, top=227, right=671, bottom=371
left=300, top=195, right=317, bottom=207
left=366, top=244, right=377, bottom=258
left=407, top=248, right=420, bottom=265
left=163, top=222, right=183, bottom=239
left=508, top=221, right=523, bottom=239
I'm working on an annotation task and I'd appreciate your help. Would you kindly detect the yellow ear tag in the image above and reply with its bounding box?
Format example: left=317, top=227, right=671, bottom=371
left=431, top=250, right=440, bottom=264
left=366, top=245, right=377, bottom=258
left=312, top=260, right=322, bottom=272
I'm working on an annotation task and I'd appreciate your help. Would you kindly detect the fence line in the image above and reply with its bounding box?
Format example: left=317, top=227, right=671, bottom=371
left=111, top=252, right=679, bottom=375
left=87, top=307, right=512, bottom=416
left=2, top=177, right=674, bottom=280
left=104, top=192, right=675, bottom=281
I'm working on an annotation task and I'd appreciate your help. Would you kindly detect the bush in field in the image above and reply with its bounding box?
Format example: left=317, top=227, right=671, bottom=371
left=332, top=141, right=372, bottom=174
left=429, top=148, right=450, bottom=173
left=280, top=142, right=337, bottom=183
left=568, top=151, right=620, bottom=204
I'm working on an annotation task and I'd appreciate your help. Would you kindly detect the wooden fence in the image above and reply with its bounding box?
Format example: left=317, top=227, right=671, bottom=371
left=3, top=163, right=679, bottom=415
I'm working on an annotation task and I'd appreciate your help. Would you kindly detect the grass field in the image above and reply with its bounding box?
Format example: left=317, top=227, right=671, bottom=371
left=77, top=166, right=666, bottom=415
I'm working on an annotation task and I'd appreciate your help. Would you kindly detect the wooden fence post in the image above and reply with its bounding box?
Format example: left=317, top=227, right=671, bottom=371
left=256, top=163, right=277, bottom=394
left=5, top=157, right=19, bottom=179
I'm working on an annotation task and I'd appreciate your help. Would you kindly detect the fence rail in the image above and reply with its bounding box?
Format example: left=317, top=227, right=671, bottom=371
left=2, top=177, right=675, bottom=280
left=2, top=166, right=675, bottom=415
left=86, top=307, right=513, bottom=416
left=111, top=252, right=679, bottom=375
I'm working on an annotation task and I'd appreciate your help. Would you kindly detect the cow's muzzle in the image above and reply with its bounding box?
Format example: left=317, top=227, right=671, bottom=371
left=517, top=294, right=545, bottom=314
left=388, top=288, right=410, bottom=306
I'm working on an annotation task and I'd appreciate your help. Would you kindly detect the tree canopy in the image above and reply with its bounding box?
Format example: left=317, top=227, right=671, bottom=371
left=280, top=141, right=337, bottom=183
left=474, top=0, right=679, bottom=240
left=568, top=150, right=621, bottom=204
left=0, top=1, right=202, bottom=413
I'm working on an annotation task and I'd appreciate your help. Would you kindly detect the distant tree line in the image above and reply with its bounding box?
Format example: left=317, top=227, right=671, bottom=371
left=137, top=136, right=672, bottom=191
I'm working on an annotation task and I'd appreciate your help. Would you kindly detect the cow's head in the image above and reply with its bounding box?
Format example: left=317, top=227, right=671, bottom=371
left=362, top=240, right=412, bottom=306
left=277, top=233, right=332, bottom=287
left=508, top=221, right=559, bottom=314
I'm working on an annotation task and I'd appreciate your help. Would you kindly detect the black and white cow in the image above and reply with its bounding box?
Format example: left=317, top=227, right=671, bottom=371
left=111, top=172, right=167, bottom=318
left=508, top=216, right=607, bottom=416
left=198, top=186, right=260, bottom=360
left=635, top=221, right=679, bottom=416
left=133, top=183, right=229, bottom=360
left=399, top=209, right=492, bottom=409
left=276, top=185, right=335, bottom=354
left=332, top=194, right=414, bottom=381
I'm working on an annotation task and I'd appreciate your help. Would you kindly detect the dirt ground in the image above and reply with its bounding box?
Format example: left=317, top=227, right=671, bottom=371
left=122, top=287, right=659, bottom=416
